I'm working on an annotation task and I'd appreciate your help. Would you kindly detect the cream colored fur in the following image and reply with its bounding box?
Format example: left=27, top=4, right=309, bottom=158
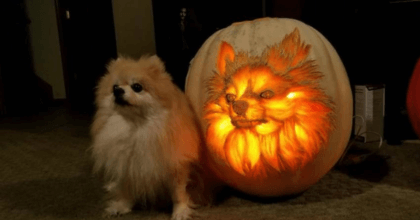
left=90, top=55, right=201, bottom=220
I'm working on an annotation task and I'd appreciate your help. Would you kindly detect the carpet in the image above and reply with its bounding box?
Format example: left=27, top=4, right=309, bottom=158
left=1, top=108, right=419, bottom=220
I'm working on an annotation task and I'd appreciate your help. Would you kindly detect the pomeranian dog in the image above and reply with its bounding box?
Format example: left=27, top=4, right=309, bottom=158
left=90, top=55, right=203, bottom=220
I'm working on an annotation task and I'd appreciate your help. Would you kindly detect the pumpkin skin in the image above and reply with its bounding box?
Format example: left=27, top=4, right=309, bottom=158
left=185, top=18, right=353, bottom=197
left=407, top=58, right=420, bottom=138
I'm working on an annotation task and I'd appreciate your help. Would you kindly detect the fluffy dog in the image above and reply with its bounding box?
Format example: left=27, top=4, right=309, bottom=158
left=90, top=55, right=202, bottom=220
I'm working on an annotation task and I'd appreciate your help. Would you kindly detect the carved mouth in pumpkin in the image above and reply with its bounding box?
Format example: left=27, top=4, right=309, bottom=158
left=231, top=119, right=267, bottom=128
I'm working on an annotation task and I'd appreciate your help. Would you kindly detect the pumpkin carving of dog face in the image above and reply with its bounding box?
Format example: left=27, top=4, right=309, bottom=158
left=204, top=28, right=335, bottom=176
left=186, top=18, right=353, bottom=197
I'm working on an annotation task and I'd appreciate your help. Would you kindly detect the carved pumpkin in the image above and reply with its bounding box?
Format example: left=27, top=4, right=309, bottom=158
left=407, top=58, right=420, bottom=138
left=185, top=18, right=353, bottom=196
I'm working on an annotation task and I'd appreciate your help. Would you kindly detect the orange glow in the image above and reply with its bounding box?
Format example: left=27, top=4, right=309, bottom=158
left=265, top=100, right=289, bottom=110
left=287, top=92, right=296, bottom=99
left=216, top=116, right=235, bottom=132
left=217, top=42, right=235, bottom=75
left=260, top=134, right=281, bottom=171
left=245, top=131, right=260, bottom=168
left=232, top=67, right=251, bottom=97
left=224, top=130, right=261, bottom=174
left=255, top=120, right=278, bottom=135
left=294, top=124, right=308, bottom=141
left=226, top=87, right=236, bottom=96
left=205, top=29, right=335, bottom=176
left=226, top=131, right=246, bottom=175
left=206, top=114, right=235, bottom=158
left=252, top=73, right=270, bottom=91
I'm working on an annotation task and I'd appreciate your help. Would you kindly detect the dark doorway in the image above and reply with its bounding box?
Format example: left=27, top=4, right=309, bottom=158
left=0, top=0, right=40, bottom=116
left=55, top=0, right=117, bottom=113
left=152, top=0, right=264, bottom=90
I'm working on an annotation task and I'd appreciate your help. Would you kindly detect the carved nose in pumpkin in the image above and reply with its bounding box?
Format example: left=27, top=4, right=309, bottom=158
left=232, top=100, right=249, bottom=116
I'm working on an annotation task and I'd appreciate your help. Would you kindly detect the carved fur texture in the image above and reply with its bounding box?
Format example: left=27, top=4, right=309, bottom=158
left=204, top=29, right=336, bottom=176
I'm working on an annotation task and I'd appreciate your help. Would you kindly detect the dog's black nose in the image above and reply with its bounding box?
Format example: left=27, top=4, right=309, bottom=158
left=113, top=85, right=124, bottom=97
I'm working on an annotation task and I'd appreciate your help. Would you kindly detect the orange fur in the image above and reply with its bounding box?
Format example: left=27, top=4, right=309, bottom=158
left=204, top=29, right=335, bottom=176
left=90, top=55, right=203, bottom=219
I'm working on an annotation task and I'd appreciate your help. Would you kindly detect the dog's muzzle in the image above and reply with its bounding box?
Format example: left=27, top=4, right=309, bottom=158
left=113, top=86, right=129, bottom=106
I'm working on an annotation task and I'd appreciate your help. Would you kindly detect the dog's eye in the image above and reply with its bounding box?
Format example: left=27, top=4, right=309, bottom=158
left=226, top=93, right=236, bottom=103
left=131, top=83, right=143, bottom=93
left=260, top=90, right=274, bottom=99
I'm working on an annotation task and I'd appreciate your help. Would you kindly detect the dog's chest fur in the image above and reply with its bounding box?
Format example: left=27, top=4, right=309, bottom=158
left=95, top=110, right=171, bottom=186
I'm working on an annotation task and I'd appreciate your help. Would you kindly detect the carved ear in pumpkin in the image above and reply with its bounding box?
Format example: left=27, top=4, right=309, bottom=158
left=217, top=41, right=235, bottom=75
left=265, top=28, right=311, bottom=73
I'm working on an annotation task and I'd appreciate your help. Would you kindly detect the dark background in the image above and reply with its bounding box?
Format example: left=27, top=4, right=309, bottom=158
left=151, top=0, right=420, bottom=144
left=0, top=0, right=419, bottom=143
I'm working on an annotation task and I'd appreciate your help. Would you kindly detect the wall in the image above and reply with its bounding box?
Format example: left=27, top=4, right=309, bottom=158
left=25, top=0, right=156, bottom=100
left=26, top=0, right=66, bottom=99
left=112, top=0, right=156, bottom=58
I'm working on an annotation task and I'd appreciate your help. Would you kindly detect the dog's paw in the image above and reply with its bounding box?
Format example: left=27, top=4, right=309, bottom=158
left=104, top=182, right=117, bottom=192
left=171, top=203, right=198, bottom=220
left=103, top=200, right=132, bottom=218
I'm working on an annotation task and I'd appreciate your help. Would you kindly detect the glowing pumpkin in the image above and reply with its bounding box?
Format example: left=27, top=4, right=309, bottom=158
left=185, top=18, right=353, bottom=196
left=407, top=58, right=420, bottom=138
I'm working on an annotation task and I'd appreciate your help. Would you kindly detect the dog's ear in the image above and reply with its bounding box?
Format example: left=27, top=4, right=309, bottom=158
left=144, top=55, right=172, bottom=81
left=148, top=55, right=166, bottom=73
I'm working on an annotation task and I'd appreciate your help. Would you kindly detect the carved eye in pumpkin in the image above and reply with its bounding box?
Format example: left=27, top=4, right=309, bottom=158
left=226, top=93, right=236, bottom=103
left=260, top=90, right=274, bottom=99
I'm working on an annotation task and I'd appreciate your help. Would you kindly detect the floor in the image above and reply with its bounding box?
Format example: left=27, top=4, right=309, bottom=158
left=1, top=104, right=420, bottom=220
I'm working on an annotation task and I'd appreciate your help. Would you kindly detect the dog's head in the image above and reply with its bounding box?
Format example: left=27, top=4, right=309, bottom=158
left=95, top=55, right=173, bottom=119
